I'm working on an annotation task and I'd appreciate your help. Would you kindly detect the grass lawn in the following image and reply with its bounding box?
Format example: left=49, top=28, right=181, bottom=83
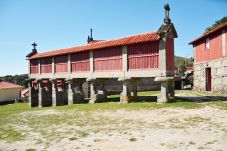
left=0, top=90, right=227, bottom=151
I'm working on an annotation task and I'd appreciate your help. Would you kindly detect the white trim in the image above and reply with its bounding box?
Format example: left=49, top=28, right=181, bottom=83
left=222, top=30, right=226, bottom=56
left=205, top=37, right=209, bottom=50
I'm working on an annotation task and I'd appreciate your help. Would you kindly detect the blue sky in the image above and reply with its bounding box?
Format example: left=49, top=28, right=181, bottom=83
left=0, top=0, right=226, bottom=76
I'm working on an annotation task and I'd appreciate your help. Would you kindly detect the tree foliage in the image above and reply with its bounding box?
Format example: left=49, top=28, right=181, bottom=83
left=0, top=74, right=28, bottom=88
left=205, top=16, right=227, bottom=33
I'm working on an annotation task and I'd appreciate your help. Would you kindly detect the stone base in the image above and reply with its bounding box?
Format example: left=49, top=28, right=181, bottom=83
left=157, top=95, right=175, bottom=103
left=120, top=94, right=137, bottom=104
left=155, top=77, right=175, bottom=103
left=89, top=91, right=107, bottom=103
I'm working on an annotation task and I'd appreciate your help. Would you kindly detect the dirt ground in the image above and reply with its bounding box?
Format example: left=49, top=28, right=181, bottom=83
left=1, top=105, right=227, bottom=151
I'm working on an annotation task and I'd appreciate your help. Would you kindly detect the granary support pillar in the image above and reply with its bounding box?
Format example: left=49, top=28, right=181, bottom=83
left=28, top=79, right=32, bottom=107
left=87, top=78, right=107, bottom=103
left=66, top=79, right=74, bottom=105
left=50, top=78, right=57, bottom=107
left=155, top=77, right=175, bottom=103
left=37, top=79, right=43, bottom=107
left=118, top=78, right=137, bottom=103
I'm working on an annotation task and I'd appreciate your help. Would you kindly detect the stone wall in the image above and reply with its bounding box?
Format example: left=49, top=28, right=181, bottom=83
left=194, top=57, right=227, bottom=93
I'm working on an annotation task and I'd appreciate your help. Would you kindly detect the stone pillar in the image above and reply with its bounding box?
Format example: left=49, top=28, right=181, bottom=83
left=52, top=57, right=55, bottom=74
left=37, top=79, right=43, bottom=107
left=66, top=79, right=73, bottom=105
left=28, top=80, right=32, bottom=107
left=68, top=54, right=71, bottom=74
left=38, top=59, right=41, bottom=75
left=119, top=78, right=137, bottom=103
left=89, top=51, right=94, bottom=73
left=155, top=77, right=175, bottom=103
left=122, top=46, right=128, bottom=72
left=50, top=79, right=57, bottom=107
left=87, top=78, right=107, bottom=103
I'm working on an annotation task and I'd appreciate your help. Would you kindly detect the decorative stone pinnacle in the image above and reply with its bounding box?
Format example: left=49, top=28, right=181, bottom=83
left=164, top=3, right=171, bottom=24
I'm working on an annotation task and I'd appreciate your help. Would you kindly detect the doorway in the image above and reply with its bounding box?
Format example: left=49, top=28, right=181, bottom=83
left=205, top=68, right=211, bottom=91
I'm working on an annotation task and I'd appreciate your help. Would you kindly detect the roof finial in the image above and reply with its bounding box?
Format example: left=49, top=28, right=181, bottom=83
left=87, top=28, right=94, bottom=43
left=164, top=3, right=171, bottom=24
left=32, top=42, right=37, bottom=52
left=90, top=28, right=93, bottom=39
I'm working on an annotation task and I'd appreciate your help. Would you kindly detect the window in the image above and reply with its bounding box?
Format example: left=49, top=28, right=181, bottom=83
left=205, top=38, right=209, bottom=50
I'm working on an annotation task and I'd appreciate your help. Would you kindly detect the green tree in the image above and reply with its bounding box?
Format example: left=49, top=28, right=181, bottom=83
left=205, top=16, right=227, bottom=33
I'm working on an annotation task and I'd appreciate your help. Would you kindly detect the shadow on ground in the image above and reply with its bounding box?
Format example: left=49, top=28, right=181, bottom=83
left=106, top=96, right=158, bottom=103
left=106, top=94, right=227, bottom=103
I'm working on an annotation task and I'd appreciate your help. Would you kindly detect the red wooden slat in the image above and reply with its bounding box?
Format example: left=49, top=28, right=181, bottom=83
left=30, top=59, right=38, bottom=74
left=40, top=57, right=52, bottom=73
left=128, top=41, right=159, bottom=70
left=93, top=46, right=122, bottom=71
left=55, top=55, right=68, bottom=73
left=71, top=51, right=90, bottom=72
left=194, top=30, right=223, bottom=63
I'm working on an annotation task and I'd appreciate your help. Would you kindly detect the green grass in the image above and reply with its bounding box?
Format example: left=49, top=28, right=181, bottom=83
left=0, top=90, right=226, bottom=144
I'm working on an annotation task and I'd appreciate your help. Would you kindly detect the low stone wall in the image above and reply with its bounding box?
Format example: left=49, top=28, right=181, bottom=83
left=82, top=78, right=161, bottom=96
left=194, top=57, right=227, bottom=93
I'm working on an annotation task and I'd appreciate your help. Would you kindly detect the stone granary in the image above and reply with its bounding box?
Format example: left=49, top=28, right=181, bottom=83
left=26, top=4, right=177, bottom=107
left=189, top=22, right=227, bottom=93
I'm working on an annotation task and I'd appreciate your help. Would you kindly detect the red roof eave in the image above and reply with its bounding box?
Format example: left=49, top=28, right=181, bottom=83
left=0, top=81, right=23, bottom=90
left=189, top=22, right=227, bottom=45
left=28, top=32, right=160, bottom=60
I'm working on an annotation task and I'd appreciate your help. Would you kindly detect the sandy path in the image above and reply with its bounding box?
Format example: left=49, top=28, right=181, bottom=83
left=1, top=106, right=227, bottom=151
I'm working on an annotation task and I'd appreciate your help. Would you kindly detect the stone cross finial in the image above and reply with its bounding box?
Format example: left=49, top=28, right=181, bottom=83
left=32, top=43, right=37, bottom=51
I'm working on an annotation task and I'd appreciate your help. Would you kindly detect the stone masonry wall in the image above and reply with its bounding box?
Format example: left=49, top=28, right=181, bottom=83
left=194, top=57, right=227, bottom=93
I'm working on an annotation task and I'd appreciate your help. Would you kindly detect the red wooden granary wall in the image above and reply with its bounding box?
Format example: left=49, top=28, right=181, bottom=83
left=40, top=57, right=52, bottom=73
left=71, top=51, right=90, bottom=72
left=127, top=41, right=159, bottom=70
left=55, top=55, right=68, bottom=73
left=93, top=46, right=122, bottom=71
left=30, top=59, right=39, bottom=74
left=166, top=37, right=174, bottom=70
left=194, top=29, right=226, bottom=63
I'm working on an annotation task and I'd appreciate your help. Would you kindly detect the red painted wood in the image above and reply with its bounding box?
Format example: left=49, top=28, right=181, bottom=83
left=94, top=47, right=122, bottom=71
left=40, top=57, right=52, bottom=73
left=30, top=59, right=39, bottom=74
left=194, top=30, right=225, bottom=63
left=225, top=30, right=227, bottom=56
left=128, top=41, right=159, bottom=70
left=71, top=51, right=90, bottom=72
left=55, top=55, right=68, bottom=73
left=166, top=37, right=174, bottom=71
left=206, top=68, right=211, bottom=91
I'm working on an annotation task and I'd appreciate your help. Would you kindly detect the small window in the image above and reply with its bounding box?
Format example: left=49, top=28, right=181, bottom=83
left=205, top=38, right=209, bottom=50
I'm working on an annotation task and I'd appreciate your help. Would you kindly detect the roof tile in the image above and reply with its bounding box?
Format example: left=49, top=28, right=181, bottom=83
left=29, top=32, right=160, bottom=59
left=0, top=81, right=23, bottom=90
